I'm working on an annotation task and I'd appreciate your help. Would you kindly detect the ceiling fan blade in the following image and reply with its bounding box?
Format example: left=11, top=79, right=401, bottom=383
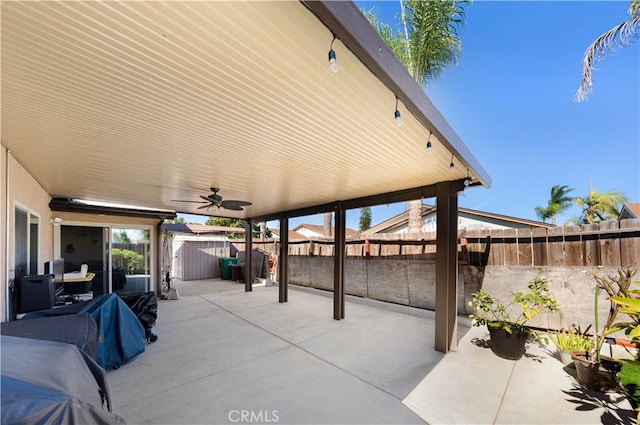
left=220, top=204, right=244, bottom=211
left=171, top=199, right=208, bottom=204
left=200, top=194, right=221, bottom=203
left=221, top=200, right=252, bottom=208
left=197, top=204, right=213, bottom=210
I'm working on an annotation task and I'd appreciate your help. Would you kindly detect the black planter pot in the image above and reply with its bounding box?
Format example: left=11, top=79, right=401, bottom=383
left=487, top=325, right=528, bottom=360
left=571, top=351, right=619, bottom=392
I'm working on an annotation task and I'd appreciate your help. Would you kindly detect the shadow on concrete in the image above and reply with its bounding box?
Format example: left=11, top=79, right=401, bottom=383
left=562, top=382, right=635, bottom=425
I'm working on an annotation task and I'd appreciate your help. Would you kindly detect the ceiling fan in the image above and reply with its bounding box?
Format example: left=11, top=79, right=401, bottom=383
left=171, top=187, right=252, bottom=211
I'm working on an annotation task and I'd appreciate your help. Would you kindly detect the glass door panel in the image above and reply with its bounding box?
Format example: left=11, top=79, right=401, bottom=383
left=60, top=225, right=107, bottom=297
left=111, top=228, right=151, bottom=293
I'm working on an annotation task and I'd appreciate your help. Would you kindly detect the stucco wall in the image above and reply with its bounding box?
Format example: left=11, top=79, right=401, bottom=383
left=1, top=151, right=53, bottom=321
left=287, top=256, right=628, bottom=333
left=288, top=257, right=473, bottom=314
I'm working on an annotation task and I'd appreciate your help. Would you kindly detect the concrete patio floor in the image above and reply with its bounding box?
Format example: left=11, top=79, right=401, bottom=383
left=107, top=279, right=635, bottom=424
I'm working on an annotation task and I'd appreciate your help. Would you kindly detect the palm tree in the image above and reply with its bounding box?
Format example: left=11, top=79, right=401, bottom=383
left=534, top=206, right=553, bottom=224
left=323, top=212, right=332, bottom=237
left=365, top=0, right=470, bottom=233
left=575, top=0, right=640, bottom=101
left=573, top=186, right=629, bottom=224
left=535, top=185, right=574, bottom=224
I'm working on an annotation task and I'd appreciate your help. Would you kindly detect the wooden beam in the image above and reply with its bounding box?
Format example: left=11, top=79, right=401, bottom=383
left=435, top=182, right=458, bottom=353
left=248, top=179, right=469, bottom=224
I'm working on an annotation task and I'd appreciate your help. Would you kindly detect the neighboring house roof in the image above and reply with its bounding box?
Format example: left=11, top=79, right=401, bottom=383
left=269, top=229, right=305, bottom=240
left=292, top=224, right=359, bottom=238
left=620, top=203, right=640, bottom=220
left=162, top=223, right=245, bottom=234
left=364, top=205, right=555, bottom=234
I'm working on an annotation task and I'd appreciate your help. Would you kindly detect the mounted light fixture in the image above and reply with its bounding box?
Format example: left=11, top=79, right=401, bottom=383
left=464, top=169, right=471, bottom=187
left=328, top=35, right=338, bottom=74
left=449, top=154, right=455, bottom=173
left=426, top=132, right=433, bottom=154
left=50, top=217, right=62, bottom=226
left=394, top=97, right=402, bottom=127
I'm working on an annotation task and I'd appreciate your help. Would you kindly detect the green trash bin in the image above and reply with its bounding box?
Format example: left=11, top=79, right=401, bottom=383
left=219, top=257, right=238, bottom=280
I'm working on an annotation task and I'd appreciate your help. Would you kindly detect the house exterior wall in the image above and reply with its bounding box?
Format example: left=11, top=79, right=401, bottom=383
left=0, top=148, right=164, bottom=321
left=1, top=151, right=53, bottom=322
left=295, top=226, right=321, bottom=238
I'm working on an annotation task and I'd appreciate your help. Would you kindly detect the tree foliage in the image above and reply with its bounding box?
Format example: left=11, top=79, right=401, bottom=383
left=572, top=186, right=629, bottom=224
left=204, top=217, right=271, bottom=239
left=359, top=207, right=372, bottom=232
left=575, top=0, right=640, bottom=101
left=535, top=185, right=575, bottom=224
left=164, top=217, right=187, bottom=224
left=113, top=230, right=131, bottom=244
left=364, top=0, right=469, bottom=87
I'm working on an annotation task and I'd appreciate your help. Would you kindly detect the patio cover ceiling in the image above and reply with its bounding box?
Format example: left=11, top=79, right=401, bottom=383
left=1, top=1, right=491, bottom=222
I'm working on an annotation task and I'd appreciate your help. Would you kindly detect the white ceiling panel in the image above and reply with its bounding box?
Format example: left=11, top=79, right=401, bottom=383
left=2, top=1, right=490, bottom=220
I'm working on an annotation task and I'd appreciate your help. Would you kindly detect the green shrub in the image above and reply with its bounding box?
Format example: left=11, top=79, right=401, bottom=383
left=111, top=248, right=144, bottom=273
left=618, top=360, right=640, bottom=422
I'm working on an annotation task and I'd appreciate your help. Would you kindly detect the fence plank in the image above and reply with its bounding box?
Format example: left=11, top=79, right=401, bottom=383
left=487, top=229, right=505, bottom=266
left=465, top=230, right=482, bottom=266
left=565, top=225, right=583, bottom=266
left=517, top=228, right=533, bottom=267
left=581, top=223, right=599, bottom=266
left=547, top=226, right=565, bottom=266
left=599, top=220, right=621, bottom=266
left=532, top=228, right=548, bottom=266
left=503, top=229, right=519, bottom=266
left=620, top=219, right=640, bottom=267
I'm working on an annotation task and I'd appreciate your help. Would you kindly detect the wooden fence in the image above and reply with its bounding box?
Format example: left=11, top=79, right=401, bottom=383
left=465, top=219, right=640, bottom=267
left=235, top=219, right=640, bottom=267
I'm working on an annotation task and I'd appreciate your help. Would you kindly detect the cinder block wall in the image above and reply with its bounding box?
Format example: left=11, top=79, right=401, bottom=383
left=288, top=257, right=626, bottom=332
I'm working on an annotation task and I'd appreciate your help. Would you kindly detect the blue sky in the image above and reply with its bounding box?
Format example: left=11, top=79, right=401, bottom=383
left=182, top=1, right=639, bottom=230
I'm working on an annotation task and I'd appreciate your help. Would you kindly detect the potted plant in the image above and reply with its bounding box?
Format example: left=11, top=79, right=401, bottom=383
left=548, top=326, right=592, bottom=365
left=468, top=277, right=559, bottom=360
left=607, top=269, right=640, bottom=420
left=570, top=267, right=637, bottom=392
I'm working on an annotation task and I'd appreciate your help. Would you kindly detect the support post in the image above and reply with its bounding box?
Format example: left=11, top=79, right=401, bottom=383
left=334, top=203, right=345, bottom=320
left=244, top=220, right=253, bottom=292
left=279, top=216, right=288, bottom=303
left=435, top=182, right=459, bottom=352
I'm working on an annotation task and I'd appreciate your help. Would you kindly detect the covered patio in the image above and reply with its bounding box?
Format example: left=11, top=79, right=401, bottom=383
left=108, top=279, right=634, bottom=424
left=2, top=1, right=491, bottom=350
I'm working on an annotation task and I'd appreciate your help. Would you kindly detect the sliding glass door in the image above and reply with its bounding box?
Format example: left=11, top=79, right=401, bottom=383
left=60, top=225, right=109, bottom=296
left=111, top=228, right=151, bottom=293
left=60, top=224, right=152, bottom=296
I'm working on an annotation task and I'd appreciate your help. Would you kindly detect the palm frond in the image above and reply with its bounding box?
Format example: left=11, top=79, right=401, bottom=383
left=574, top=14, right=640, bottom=102
left=404, top=0, right=468, bottom=86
